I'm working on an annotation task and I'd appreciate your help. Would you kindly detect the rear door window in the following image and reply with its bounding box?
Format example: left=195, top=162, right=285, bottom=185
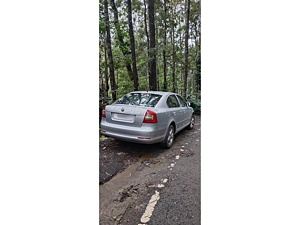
left=167, top=95, right=180, bottom=108
left=176, top=95, right=187, bottom=107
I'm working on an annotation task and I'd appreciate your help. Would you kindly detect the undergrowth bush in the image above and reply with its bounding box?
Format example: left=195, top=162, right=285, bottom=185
left=187, top=95, right=201, bottom=115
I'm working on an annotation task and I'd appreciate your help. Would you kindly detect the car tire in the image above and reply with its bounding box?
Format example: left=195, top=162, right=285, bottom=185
left=161, top=125, right=175, bottom=149
left=187, top=115, right=195, bottom=130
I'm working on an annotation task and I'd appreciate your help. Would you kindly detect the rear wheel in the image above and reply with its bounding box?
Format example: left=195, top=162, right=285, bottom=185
left=187, top=115, right=195, bottom=130
left=161, top=125, right=175, bottom=148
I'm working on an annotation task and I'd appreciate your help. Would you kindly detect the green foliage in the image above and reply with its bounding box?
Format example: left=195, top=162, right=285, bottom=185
left=187, top=95, right=201, bottom=115
left=195, top=53, right=201, bottom=93
left=117, top=79, right=134, bottom=98
left=99, top=0, right=201, bottom=99
left=138, top=76, right=149, bottom=91
left=99, top=96, right=112, bottom=123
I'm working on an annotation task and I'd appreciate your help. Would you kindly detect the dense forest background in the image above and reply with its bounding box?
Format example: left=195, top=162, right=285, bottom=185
left=99, top=0, right=200, bottom=106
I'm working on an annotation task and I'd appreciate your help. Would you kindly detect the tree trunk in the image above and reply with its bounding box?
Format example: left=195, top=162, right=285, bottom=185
left=155, top=15, right=160, bottom=91
left=110, top=0, right=134, bottom=82
left=199, top=1, right=201, bottom=54
left=163, top=0, right=167, bottom=92
left=104, top=46, right=109, bottom=99
left=99, top=49, right=103, bottom=97
left=104, top=0, right=117, bottom=100
left=143, top=0, right=151, bottom=86
left=127, top=0, right=139, bottom=91
left=183, top=0, right=190, bottom=99
left=148, top=0, right=157, bottom=91
left=171, top=6, right=176, bottom=93
left=157, top=66, right=160, bottom=90
left=99, top=44, right=107, bottom=99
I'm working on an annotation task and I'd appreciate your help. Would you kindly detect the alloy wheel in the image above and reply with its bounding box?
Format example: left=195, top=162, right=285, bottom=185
left=167, top=126, right=174, bottom=147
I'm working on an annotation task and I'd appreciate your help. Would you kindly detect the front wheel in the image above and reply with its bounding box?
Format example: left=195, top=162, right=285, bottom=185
left=187, top=115, right=195, bottom=130
left=161, top=125, right=175, bottom=148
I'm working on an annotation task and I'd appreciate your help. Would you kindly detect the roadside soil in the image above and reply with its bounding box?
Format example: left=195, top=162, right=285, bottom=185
left=100, top=136, right=166, bottom=184
left=99, top=115, right=201, bottom=225
left=99, top=115, right=200, bottom=184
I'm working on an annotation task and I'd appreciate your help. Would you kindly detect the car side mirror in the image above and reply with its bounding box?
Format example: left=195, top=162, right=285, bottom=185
left=186, top=102, right=191, bottom=107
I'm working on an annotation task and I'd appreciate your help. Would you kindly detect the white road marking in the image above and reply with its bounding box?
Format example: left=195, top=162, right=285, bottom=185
left=138, top=142, right=188, bottom=224
left=126, top=172, right=132, bottom=178
left=117, top=152, right=126, bottom=155
left=138, top=145, right=186, bottom=224
left=140, top=191, right=160, bottom=223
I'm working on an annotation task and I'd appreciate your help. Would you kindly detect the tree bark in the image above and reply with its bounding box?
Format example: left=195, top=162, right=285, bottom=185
left=99, top=48, right=103, bottom=97
left=110, top=0, right=134, bottom=82
left=163, top=0, right=167, bottom=92
left=143, top=0, right=151, bottom=82
left=183, top=0, right=190, bottom=99
left=171, top=5, right=176, bottom=93
left=104, top=46, right=109, bottom=99
left=127, top=0, right=139, bottom=91
left=148, top=0, right=157, bottom=91
left=104, top=0, right=117, bottom=100
left=199, top=0, right=201, bottom=54
left=99, top=44, right=107, bottom=99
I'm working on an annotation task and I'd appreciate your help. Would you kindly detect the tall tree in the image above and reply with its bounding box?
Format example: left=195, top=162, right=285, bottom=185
left=199, top=1, right=201, bottom=54
left=99, top=3, right=108, bottom=100
left=103, top=46, right=109, bottom=99
left=110, top=0, right=134, bottom=82
left=196, top=53, right=201, bottom=95
left=183, top=0, right=191, bottom=98
left=99, top=0, right=200, bottom=98
left=99, top=42, right=108, bottom=100
left=127, top=0, right=139, bottom=91
left=162, top=0, right=167, bottom=92
left=148, top=0, right=157, bottom=91
left=104, top=0, right=117, bottom=100
left=171, top=3, right=177, bottom=93
left=143, top=0, right=151, bottom=86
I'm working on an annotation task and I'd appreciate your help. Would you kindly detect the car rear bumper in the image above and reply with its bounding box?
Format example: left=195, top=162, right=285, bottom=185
left=100, top=120, right=166, bottom=144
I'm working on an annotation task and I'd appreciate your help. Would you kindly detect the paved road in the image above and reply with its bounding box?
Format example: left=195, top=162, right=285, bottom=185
left=100, top=116, right=201, bottom=225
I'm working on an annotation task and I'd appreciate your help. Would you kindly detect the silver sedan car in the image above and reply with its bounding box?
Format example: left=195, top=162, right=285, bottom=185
left=100, top=91, right=195, bottom=148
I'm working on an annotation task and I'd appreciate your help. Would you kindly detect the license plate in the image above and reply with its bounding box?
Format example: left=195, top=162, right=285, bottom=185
left=111, top=113, right=135, bottom=122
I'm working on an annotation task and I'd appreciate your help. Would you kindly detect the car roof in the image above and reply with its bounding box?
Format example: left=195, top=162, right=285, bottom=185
left=130, top=91, right=177, bottom=95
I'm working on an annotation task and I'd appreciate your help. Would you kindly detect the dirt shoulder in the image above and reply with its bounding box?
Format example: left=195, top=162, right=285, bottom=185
left=99, top=115, right=201, bottom=184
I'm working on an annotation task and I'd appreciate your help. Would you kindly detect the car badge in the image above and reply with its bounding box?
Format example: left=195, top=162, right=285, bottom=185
left=121, top=108, right=124, bottom=112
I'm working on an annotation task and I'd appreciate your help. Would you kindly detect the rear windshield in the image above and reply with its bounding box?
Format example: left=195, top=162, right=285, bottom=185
left=114, top=93, right=162, bottom=107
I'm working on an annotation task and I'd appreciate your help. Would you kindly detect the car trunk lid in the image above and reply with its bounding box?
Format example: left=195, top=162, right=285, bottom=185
left=105, top=104, right=150, bottom=127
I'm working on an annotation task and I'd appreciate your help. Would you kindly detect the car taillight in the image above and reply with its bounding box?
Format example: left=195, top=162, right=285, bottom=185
left=101, top=106, right=106, bottom=118
left=143, top=110, right=157, bottom=123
